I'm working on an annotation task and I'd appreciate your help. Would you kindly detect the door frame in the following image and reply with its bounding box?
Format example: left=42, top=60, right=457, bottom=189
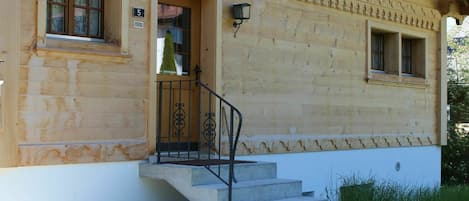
left=148, top=0, right=221, bottom=153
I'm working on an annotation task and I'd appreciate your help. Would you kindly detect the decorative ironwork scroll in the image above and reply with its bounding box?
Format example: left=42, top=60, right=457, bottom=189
left=203, top=112, right=216, bottom=144
left=173, top=103, right=186, bottom=137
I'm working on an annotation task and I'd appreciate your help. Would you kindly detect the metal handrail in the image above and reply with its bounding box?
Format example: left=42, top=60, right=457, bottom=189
left=198, top=81, right=243, bottom=201
left=155, top=79, right=243, bottom=201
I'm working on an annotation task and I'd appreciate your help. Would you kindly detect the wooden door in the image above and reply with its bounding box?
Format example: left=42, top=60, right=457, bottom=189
left=156, top=0, right=201, bottom=151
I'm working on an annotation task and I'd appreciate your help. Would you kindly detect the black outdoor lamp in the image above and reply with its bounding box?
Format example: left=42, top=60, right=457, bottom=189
left=232, top=3, right=251, bottom=37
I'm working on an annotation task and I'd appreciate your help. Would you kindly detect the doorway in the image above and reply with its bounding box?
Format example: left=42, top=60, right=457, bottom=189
left=156, top=0, right=201, bottom=152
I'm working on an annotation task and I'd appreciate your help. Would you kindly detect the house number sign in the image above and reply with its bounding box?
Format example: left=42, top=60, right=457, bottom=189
left=133, top=8, right=145, bottom=17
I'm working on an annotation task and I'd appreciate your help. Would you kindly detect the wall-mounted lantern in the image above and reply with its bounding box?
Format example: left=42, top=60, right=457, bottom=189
left=232, top=3, right=251, bottom=37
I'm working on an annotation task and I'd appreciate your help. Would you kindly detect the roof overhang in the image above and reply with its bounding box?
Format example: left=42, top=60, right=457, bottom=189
left=440, top=0, right=469, bottom=24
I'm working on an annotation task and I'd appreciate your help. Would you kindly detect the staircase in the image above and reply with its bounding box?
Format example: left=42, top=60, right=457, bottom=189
left=152, top=79, right=325, bottom=201
left=139, top=161, right=326, bottom=201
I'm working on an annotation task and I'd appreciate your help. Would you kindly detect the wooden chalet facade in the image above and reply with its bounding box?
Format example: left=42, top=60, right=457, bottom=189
left=0, top=0, right=467, bottom=200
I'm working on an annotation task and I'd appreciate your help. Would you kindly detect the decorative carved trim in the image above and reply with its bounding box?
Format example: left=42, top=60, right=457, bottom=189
left=220, top=134, right=436, bottom=155
left=297, top=0, right=441, bottom=31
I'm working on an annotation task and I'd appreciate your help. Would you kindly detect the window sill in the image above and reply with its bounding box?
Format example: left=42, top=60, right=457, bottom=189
left=367, top=73, right=427, bottom=89
left=36, top=36, right=131, bottom=63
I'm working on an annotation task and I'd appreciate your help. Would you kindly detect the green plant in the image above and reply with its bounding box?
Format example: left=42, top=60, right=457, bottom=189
left=340, top=183, right=374, bottom=201
left=443, top=27, right=469, bottom=186
left=333, top=176, right=469, bottom=201
left=160, top=31, right=177, bottom=73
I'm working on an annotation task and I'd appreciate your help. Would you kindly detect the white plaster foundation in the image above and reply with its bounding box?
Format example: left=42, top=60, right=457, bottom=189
left=238, top=146, right=441, bottom=199
left=0, top=146, right=441, bottom=201
left=0, top=161, right=187, bottom=201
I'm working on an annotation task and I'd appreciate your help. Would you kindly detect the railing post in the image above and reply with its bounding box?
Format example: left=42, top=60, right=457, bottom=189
left=157, top=81, right=163, bottom=163
left=229, top=107, right=235, bottom=201
left=177, top=80, right=182, bottom=157
left=218, top=100, right=222, bottom=176
left=208, top=92, right=212, bottom=161
left=197, top=80, right=202, bottom=160
left=187, top=80, right=192, bottom=160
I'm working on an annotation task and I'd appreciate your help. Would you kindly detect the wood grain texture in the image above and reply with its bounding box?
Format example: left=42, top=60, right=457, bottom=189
left=220, top=0, right=441, bottom=154
left=15, top=0, right=150, bottom=166
left=0, top=0, right=20, bottom=167
left=3, top=0, right=447, bottom=166
left=18, top=141, right=147, bottom=166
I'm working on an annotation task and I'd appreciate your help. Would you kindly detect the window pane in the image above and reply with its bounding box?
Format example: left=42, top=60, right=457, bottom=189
left=47, top=4, right=50, bottom=33
left=74, top=8, right=88, bottom=35
left=52, top=0, right=65, bottom=3
left=90, top=10, right=102, bottom=36
left=91, top=0, right=102, bottom=8
left=371, top=33, right=384, bottom=71
left=402, top=39, right=412, bottom=74
left=157, top=4, right=191, bottom=76
left=75, top=0, right=87, bottom=6
left=51, top=5, right=65, bottom=33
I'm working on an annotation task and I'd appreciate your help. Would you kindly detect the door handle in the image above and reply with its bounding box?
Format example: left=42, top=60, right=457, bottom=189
left=194, top=65, right=201, bottom=82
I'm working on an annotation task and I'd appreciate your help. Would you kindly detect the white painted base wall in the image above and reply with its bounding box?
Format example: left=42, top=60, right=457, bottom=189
left=0, top=161, right=188, bottom=201
left=0, top=146, right=441, bottom=201
left=238, top=146, right=441, bottom=199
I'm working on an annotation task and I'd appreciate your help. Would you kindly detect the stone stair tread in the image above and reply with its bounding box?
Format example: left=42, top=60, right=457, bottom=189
left=273, top=197, right=327, bottom=201
left=194, top=178, right=301, bottom=190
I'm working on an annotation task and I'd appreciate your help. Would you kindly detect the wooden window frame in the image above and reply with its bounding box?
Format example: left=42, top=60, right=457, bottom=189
left=47, top=0, right=68, bottom=35
left=47, top=0, right=104, bottom=39
left=367, top=20, right=428, bottom=87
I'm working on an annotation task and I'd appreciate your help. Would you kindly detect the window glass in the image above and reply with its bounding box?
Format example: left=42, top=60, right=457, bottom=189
left=90, top=10, right=102, bottom=36
left=372, top=33, right=384, bottom=71
left=75, top=0, right=87, bottom=7
left=402, top=39, right=413, bottom=74
left=157, top=4, right=191, bottom=76
left=46, top=0, right=104, bottom=38
left=91, top=0, right=102, bottom=8
left=74, top=8, right=88, bottom=35
left=50, top=4, right=66, bottom=33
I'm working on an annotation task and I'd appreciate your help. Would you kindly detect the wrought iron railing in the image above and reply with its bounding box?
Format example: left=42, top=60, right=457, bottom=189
left=155, top=79, right=243, bottom=201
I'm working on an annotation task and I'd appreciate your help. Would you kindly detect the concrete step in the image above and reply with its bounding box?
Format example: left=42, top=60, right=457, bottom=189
left=193, top=162, right=276, bottom=185
left=139, top=161, right=308, bottom=201
left=140, top=161, right=277, bottom=185
left=194, top=178, right=303, bottom=201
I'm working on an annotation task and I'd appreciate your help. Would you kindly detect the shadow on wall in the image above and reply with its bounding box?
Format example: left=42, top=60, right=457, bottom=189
left=141, top=177, right=189, bottom=201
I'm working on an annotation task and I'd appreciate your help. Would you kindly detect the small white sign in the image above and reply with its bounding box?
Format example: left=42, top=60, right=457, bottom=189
left=134, top=21, right=144, bottom=29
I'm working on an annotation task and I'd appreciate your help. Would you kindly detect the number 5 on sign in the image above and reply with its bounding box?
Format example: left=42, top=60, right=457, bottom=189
left=133, top=8, right=144, bottom=17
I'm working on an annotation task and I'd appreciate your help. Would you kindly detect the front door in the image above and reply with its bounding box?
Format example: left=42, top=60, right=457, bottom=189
left=156, top=0, right=201, bottom=151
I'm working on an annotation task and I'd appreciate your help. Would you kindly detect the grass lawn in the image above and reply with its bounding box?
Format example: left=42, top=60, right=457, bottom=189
left=334, top=180, right=469, bottom=201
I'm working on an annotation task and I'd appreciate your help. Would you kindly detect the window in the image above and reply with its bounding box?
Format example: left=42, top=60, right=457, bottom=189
left=371, top=33, right=384, bottom=71
left=369, top=29, right=399, bottom=75
left=367, top=21, right=427, bottom=83
left=47, top=0, right=104, bottom=39
left=401, top=37, right=426, bottom=77
left=38, top=0, right=128, bottom=54
left=157, top=4, right=191, bottom=75
left=401, top=39, right=412, bottom=74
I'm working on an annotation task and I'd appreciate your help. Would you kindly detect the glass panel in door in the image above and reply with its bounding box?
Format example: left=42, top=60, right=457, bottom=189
left=157, top=4, right=191, bottom=76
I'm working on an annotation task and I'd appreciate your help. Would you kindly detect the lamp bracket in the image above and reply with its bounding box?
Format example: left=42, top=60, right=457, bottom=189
left=233, top=19, right=244, bottom=27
